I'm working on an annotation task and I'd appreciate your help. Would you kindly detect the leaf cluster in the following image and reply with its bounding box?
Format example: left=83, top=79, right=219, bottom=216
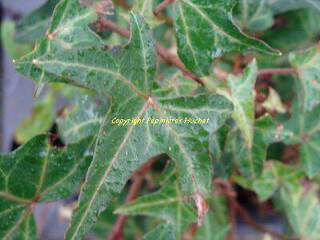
left=1, top=0, right=320, bottom=239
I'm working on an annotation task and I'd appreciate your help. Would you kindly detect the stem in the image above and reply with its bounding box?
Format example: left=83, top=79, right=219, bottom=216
left=233, top=54, right=242, bottom=75
left=107, top=154, right=167, bottom=240
left=154, top=0, right=174, bottom=16
left=100, top=19, right=129, bottom=38
left=114, top=0, right=131, bottom=10
left=99, top=19, right=204, bottom=85
left=214, top=179, right=293, bottom=240
left=155, top=44, right=203, bottom=85
left=107, top=174, right=143, bottom=240
left=258, top=68, right=297, bottom=75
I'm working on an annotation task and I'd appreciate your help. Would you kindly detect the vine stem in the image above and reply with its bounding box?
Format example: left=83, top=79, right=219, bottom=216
left=107, top=155, right=167, bottom=240
left=258, top=68, right=297, bottom=75
left=107, top=174, right=143, bottom=240
left=98, top=19, right=297, bottom=86
left=214, top=179, right=293, bottom=240
left=154, top=0, right=174, bottom=16
left=99, top=19, right=204, bottom=85
left=114, top=0, right=131, bottom=10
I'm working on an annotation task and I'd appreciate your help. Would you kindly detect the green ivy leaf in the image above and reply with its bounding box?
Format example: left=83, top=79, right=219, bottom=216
left=115, top=180, right=197, bottom=239
left=289, top=46, right=320, bottom=112
left=133, top=0, right=164, bottom=28
left=280, top=184, right=320, bottom=239
left=262, top=87, right=287, bottom=114
left=29, top=13, right=233, bottom=238
left=236, top=161, right=303, bottom=201
left=0, top=135, right=93, bottom=239
left=282, top=102, right=320, bottom=177
left=173, top=0, right=280, bottom=76
left=15, top=0, right=105, bottom=87
left=268, top=0, right=320, bottom=14
left=222, top=60, right=258, bottom=147
left=235, top=0, right=274, bottom=32
left=15, top=0, right=60, bottom=43
left=209, top=60, right=258, bottom=176
left=155, top=70, right=199, bottom=97
left=212, top=115, right=292, bottom=178
left=57, top=88, right=109, bottom=143
left=261, top=9, right=320, bottom=53
left=143, top=224, right=175, bottom=240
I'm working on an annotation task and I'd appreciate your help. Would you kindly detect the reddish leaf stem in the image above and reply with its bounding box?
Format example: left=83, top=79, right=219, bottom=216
left=99, top=19, right=204, bottom=85
left=107, top=155, right=167, bottom=240
left=258, top=68, right=297, bottom=76
left=114, top=0, right=131, bottom=9
left=98, top=20, right=296, bottom=88
left=154, top=0, right=174, bottom=16
left=214, top=179, right=293, bottom=240
left=107, top=175, right=143, bottom=240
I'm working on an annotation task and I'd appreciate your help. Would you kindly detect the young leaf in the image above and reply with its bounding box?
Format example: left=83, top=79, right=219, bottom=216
left=223, top=60, right=257, bottom=147
left=173, top=0, right=280, bottom=76
left=262, top=87, right=287, bottom=114
left=0, top=135, right=93, bottom=239
left=289, top=46, right=320, bottom=112
left=15, top=0, right=60, bottom=43
left=115, top=181, right=197, bottom=239
left=236, top=161, right=303, bottom=201
left=212, top=115, right=292, bottom=178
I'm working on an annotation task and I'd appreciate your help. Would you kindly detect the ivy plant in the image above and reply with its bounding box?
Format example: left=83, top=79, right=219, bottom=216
left=1, top=0, right=320, bottom=239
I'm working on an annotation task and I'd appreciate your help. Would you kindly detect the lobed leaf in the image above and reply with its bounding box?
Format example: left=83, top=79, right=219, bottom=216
left=15, top=0, right=105, bottom=88
left=115, top=180, right=197, bottom=239
left=289, top=46, right=320, bottom=112
left=173, top=0, right=280, bottom=76
left=236, top=161, right=303, bottom=201
left=15, top=0, right=60, bottom=43
left=212, top=114, right=293, bottom=179
left=280, top=184, right=320, bottom=239
left=282, top=102, right=320, bottom=177
left=31, top=13, right=233, bottom=238
left=224, top=59, right=257, bottom=147
left=0, top=135, right=93, bottom=239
